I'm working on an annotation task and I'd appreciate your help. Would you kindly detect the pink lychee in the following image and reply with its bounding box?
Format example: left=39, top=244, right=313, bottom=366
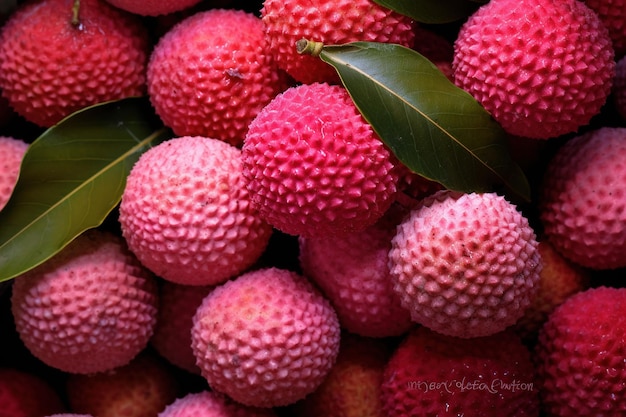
left=0, top=136, right=28, bottom=210
left=103, top=0, right=201, bottom=16
left=583, top=0, right=626, bottom=57
left=157, top=391, right=277, bottom=417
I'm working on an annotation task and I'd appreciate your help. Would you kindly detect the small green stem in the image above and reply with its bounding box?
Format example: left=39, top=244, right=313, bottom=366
left=296, top=39, right=324, bottom=57
left=71, top=0, right=81, bottom=27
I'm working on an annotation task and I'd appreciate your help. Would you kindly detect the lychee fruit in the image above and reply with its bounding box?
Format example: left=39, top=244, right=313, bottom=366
left=298, top=205, right=413, bottom=338
left=46, top=415, right=93, bottom=417
left=388, top=190, right=541, bottom=338
left=583, top=0, right=626, bottom=57
left=65, top=351, right=180, bottom=417
left=103, top=0, right=201, bottom=16
left=540, top=127, right=626, bottom=270
left=242, top=82, right=399, bottom=238
left=261, top=0, right=416, bottom=84
left=11, top=229, right=159, bottom=374
left=453, top=0, right=615, bottom=139
left=150, top=280, right=214, bottom=374
left=0, top=368, right=66, bottom=417
left=119, top=136, right=273, bottom=286
left=147, top=9, right=289, bottom=146
left=0, top=0, right=149, bottom=127
left=0, top=136, right=28, bottom=210
left=191, top=267, right=341, bottom=408
left=381, top=327, right=539, bottom=416
left=157, top=391, right=277, bottom=417
left=534, top=286, right=626, bottom=415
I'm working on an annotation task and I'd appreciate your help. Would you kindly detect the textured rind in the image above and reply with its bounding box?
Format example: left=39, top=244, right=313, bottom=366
left=0, top=368, right=66, bottom=417
left=540, top=127, right=626, bottom=269
left=453, top=0, right=615, bottom=139
left=191, top=267, right=341, bottom=408
left=10, top=230, right=159, bottom=374
left=381, top=327, right=539, bottom=417
left=158, top=391, right=277, bottom=417
left=0, top=0, right=149, bottom=127
left=388, top=191, right=541, bottom=338
left=104, top=0, right=201, bottom=16
left=119, top=136, right=273, bottom=286
left=298, top=205, right=413, bottom=337
left=261, top=0, right=416, bottom=84
left=242, top=83, right=398, bottom=238
left=535, top=287, right=626, bottom=416
left=584, top=0, right=626, bottom=57
left=0, top=136, right=28, bottom=210
left=147, top=9, right=289, bottom=146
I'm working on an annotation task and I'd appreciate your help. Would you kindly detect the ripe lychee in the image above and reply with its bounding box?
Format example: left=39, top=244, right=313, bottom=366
left=191, top=267, right=341, bottom=408
left=534, top=286, right=626, bottom=415
left=0, top=136, right=28, bottom=210
left=453, top=0, right=615, bottom=139
left=0, top=0, right=149, bottom=127
left=147, top=9, right=289, bottom=146
left=119, top=136, right=273, bottom=286
left=261, top=0, right=416, bottom=84
left=0, top=368, right=66, bottom=417
left=242, top=82, right=399, bottom=238
left=11, top=229, right=159, bottom=374
left=583, top=0, right=626, bottom=57
left=388, top=190, right=541, bottom=338
left=540, top=127, right=626, bottom=269
left=381, top=327, right=539, bottom=416
left=299, top=205, right=413, bottom=338
left=157, top=391, right=277, bottom=417
left=103, top=0, right=201, bottom=16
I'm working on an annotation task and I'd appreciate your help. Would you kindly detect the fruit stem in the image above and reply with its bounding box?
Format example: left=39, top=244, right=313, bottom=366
left=296, top=39, right=324, bottom=57
left=71, top=0, right=81, bottom=28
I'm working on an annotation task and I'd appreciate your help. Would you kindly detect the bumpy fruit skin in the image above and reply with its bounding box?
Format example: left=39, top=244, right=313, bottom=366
left=0, top=368, right=66, bottom=417
left=191, top=267, right=341, bottom=408
left=147, top=9, right=289, bottom=146
left=535, top=286, right=626, bottom=416
left=158, top=391, right=277, bottom=417
left=150, top=281, right=214, bottom=374
left=0, top=136, right=27, bottom=210
left=453, top=0, right=615, bottom=139
left=104, top=0, right=201, bottom=16
left=11, top=230, right=159, bottom=374
left=584, top=0, right=626, bottom=57
left=242, top=83, right=398, bottom=238
left=381, top=327, right=539, bottom=417
left=298, top=205, right=413, bottom=338
left=0, top=0, right=149, bottom=127
left=540, top=127, right=626, bottom=269
left=388, top=191, right=541, bottom=338
left=119, top=136, right=273, bottom=286
left=261, top=0, right=415, bottom=84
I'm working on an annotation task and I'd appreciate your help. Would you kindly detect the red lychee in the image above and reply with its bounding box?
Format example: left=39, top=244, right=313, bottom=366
left=453, top=0, right=615, bottom=139
left=242, top=82, right=399, bottom=238
left=388, top=190, right=541, bottom=338
left=119, top=136, right=273, bottom=286
left=157, top=391, right=277, bottom=417
left=0, top=368, right=66, bottom=417
left=0, top=136, right=28, bottom=210
left=583, top=0, right=626, bottom=57
left=191, top=267, right=341, bottom=408
left=0, top=0, right=149, bottom=127
left=103, top=0, right=201, bottom=16
left=534, top=286, right=626, bottom=416
left=147, top=9, right=289, bottom=146
left=11, top=229, right=159, bottom=374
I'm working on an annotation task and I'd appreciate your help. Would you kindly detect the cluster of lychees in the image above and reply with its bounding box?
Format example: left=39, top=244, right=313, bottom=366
left=1, top=0, right=626, bottom=416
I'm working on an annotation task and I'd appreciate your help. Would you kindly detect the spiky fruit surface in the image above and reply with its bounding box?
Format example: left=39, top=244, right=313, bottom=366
left=453, top=0, right=615, bottom=139
left=242, top=83, right=398, bottom=238
left=158, top=391, right=277, bottom=417
left=389, top=191, right=541, bottom=338
left=289, top=333, right=391, bottom=417
left=513, top=241, right=589, bottom=342
left=381, top=327, right=539, bottom=417
left=0, top=136, right=27, bottom=210
left=103, top=0, right=201, bottom=16
left=119, top=136, right=273, bottom=286
left=151, top=281, right=214, bottom=374
left=65, top=352, right=180, bottom=417
left=0, top=0, right=149, bottom=127
left=540, top=127, right=626, bottom=269
left=11, top=230, right=159, bottom=374
left=584, top=0, right=626, bottom=57
left=261, top=0, right=415, bottom=85
left=147, top=9, right=289, bottom=146
left=0, top=368, right=66, bottom=417
left=299, top=206, right=413, bottom=337
left=191, top=267, right=341, bottom=408
left=535, top=286, right=626, bottom=415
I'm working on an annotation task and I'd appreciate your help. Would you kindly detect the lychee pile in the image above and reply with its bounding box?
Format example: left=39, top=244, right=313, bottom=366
left=1, top=0, right=626, bottom=415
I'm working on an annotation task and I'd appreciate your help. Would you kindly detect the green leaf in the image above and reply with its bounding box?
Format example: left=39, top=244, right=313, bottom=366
left=0, top=97, right=172, bottom=282
left=297, top=40, right=530, bottom=202
left=372, top=0, right=478, bottom=23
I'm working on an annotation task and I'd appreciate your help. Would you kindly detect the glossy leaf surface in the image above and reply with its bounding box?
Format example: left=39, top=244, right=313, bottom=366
left=373, top=0, right=478, bottom=23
